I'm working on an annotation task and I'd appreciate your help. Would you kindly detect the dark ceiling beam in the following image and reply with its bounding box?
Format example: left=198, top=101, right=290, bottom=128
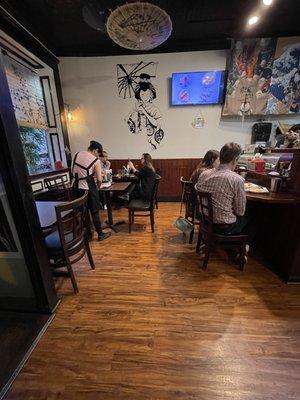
left=0, top=4, right=58, bottom=68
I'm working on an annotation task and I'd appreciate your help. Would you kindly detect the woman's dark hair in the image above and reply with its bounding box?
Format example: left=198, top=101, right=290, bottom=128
left=88, top=140, right=103, bottom=156
left=220, top=142, right=242, bottom=164
left=142, top=153, right=155, bottom=172
left=200, top=149, right=220, bottom=168
left=191, top=149, right=219, bottom=185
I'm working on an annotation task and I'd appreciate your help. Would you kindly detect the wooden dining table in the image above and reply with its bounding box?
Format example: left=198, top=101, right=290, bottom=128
left=99, top=181, right=132, bottom=232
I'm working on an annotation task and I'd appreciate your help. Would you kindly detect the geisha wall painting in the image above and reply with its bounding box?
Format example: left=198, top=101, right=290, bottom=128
left=117, top=61, right=165, bottom=150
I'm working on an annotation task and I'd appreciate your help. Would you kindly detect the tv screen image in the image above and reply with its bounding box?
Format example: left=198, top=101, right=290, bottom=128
left=171, top=71, right=226, bottom=106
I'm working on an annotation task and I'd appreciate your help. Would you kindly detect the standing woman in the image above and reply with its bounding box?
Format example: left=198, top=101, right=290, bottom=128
left=72, top=140, right=111, bottom=241
left=190, top=149, right=220, bottom=186
left=127, top=153, right=157, bottom=200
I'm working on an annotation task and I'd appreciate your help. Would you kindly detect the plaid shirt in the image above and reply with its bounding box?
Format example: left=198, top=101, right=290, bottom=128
left=195, top=165, right=246, bottom=224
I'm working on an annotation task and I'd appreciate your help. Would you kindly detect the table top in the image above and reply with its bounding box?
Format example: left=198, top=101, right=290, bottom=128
left=246, top=191, right=300, bottom=204
left=112, top=174, right=137, bottom=182
left=35, top=201, right=68, bottom=228
left=99, top=181, right=131, bottom=192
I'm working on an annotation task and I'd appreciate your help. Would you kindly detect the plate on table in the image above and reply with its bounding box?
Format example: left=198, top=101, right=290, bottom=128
left=244, top=182, right=269, bottom=193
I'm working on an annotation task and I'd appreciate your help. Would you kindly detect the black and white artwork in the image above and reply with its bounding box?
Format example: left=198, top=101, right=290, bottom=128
left=4, top=55, right=47, bottom=127
left=117, top=61, right=164, bottom=150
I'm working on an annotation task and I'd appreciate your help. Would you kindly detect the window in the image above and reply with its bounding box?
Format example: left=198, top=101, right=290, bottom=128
left=19, top=126, right=51, bottom=173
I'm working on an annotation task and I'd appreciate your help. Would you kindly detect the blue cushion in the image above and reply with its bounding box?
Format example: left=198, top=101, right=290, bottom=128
left=45, top=230, right=73, bottom=252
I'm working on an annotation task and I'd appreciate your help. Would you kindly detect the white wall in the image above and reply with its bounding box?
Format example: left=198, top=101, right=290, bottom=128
left=59, top=50, right=298, bottom=159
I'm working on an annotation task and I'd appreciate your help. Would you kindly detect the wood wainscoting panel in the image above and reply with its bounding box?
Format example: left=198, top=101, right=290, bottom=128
left=111, top=159, right=201, bottom=201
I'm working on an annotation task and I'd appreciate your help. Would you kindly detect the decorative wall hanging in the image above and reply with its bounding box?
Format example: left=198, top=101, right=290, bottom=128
left=222, top=38, right=277, bottom=116
left=107, top=2, right=172, bottom=51
left=4, top=55, right=48, bottom=128
left=117, top=61, right=165, bottom=150
left=266, top=37, right=300, bottom=114
left=192, top=110, right=205, bottom=129
left=223, top=37, right=300, bottom=116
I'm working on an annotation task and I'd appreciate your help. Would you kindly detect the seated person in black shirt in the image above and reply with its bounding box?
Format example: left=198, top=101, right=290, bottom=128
left=120, top=153, right=157, bottom=201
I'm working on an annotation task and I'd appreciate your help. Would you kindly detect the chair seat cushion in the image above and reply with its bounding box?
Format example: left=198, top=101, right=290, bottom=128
left=45, top=230, right=73, bottom=253
left=127, top=199, right=151, bottom=210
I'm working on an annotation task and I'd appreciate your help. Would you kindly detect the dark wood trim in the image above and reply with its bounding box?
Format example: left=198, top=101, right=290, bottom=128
left=49, top=133, right=62, bottom=162
left=0, top=5, right=58, bottom=69
left=40, top=76, right=57, bottom=128
left=53, top=67, right=71, bottom=167
left=29, top=167, right=69, bottom=181
left=0, top=51, right=58, bottom=313
left=2, top=49, right=38, bottom=73
left=268, top=148, right=300, bottom=154
left=0, top=32, right=43, bottom=69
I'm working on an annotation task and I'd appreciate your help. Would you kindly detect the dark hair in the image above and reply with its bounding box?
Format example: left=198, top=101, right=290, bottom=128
left=142, top=153, right=155, bottom=172
left=88, top=140, right=103, bottom=156
left=220, top=142, right=242, bottom=164
left=201, top=149, right=220, bottom=168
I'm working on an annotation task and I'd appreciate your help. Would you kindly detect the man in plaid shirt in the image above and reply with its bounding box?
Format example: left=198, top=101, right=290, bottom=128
left=195, top=142, right=247, bottom=235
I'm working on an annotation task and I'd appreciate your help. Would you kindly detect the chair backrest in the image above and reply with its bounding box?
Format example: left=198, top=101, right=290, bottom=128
left=196, top=191, right=214, bottom=235
left=44, top=175, right=67, bottom=190
left=151, top=175, right=161, bottom=207
left=180, top=177, right=196, bottom=221
left=44, top=175, right=70, bottom=201
left=55, top=192, right=88, bottom=254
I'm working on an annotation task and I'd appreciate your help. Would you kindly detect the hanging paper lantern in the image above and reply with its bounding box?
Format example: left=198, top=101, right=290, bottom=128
left=106, top=2, right=172, bottom=51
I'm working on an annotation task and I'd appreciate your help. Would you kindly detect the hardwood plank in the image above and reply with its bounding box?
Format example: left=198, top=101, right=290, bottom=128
left=4, top=203, right=300, bottom=400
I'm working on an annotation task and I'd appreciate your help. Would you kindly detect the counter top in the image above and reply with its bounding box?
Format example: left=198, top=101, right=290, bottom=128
left=246, top=191, right=300, bottom=204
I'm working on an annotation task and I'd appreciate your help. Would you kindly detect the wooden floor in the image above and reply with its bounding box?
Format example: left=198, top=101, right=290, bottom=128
left=5, top=203, right=300, bottom=400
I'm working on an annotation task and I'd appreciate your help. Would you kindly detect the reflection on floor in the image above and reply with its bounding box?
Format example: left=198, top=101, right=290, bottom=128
left=5, top=203, right=300, bottom=399
left=0, top=312, right=53, bottom=399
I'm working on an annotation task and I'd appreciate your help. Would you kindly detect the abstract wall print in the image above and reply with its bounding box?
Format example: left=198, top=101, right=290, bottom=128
left=266, top=37, right=300, bottom=114
left=117, top=61, right=165, bottom=150
left=4, top=55, right=47, bottom=127
left=222, top=38, right=277, bottom=116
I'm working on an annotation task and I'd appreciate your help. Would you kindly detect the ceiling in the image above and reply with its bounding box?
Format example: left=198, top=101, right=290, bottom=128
left=1, top=0, right=300, bottom=57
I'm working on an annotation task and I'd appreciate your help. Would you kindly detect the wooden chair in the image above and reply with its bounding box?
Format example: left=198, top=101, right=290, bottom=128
left=44, top=175, right=71, bottom=201
left=44, top=192, right=95, bottom=293
left=126, top=176, right=161, bottom=233
left=180, top=177, right=200, bottom=244
left=154, top=173, right=161, bottom=209
left=196, top=191, right=248, bottom=271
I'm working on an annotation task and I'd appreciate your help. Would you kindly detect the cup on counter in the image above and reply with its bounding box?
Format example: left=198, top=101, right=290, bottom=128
left=270, top=177, right=281, bottom=193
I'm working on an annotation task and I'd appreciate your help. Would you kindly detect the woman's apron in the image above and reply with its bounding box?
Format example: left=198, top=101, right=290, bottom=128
left=71, top=152, right=101, bottom=213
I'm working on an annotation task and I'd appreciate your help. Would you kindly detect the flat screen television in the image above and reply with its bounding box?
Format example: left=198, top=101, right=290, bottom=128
left=171, top=70, right=227, bottom=106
